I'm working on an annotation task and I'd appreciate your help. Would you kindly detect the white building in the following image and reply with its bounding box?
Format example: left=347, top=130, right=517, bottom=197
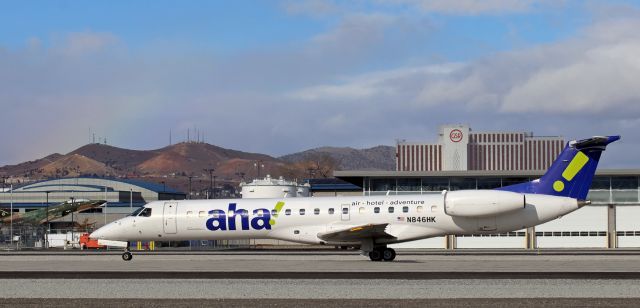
left=397, top=124, right=564, bottom=172
left=240, top=175, right=310, bottom=199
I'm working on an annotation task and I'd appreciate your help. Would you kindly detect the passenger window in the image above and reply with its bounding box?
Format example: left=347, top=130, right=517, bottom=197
left=431, top=205, right=438, bottom=212
left=417, top=206, right=424, bottom=213
left=374, top=207, right=380, bottom=213
left=255, top=209, right=264, bottom=217
left=314, top=208, right=320, bottom=215
left=359, top=207, right=366, bottom=214
left=328, top=208, right=335, bottom=215
left=300, top=209, right=306, bottom=215
left=388, top=207, right=394, bottom=213
left=342, top=207, right=349, bottom=214
left=402, top=206, right=408, bottom=213
left=198, top=211, right=206, bottom=218
left=187, top=211, right=193, bottom=217
left=294, top=230, right=300, bottom=235
left=272, top=209, right=278, bottom=216
left=240, top=210, right=249, bottom=217
left=228, top=210, right=235, bottom=217
left=211, top=211, right=219, bottom=218
left=138, top=208, right=152, bottom=217
left=285, top=209, right=291, bottom=216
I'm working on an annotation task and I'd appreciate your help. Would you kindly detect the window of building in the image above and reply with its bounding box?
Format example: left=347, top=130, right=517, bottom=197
left=388, top=207, right=394, bottom=213
left=314, top=208, right=320, bottom=215
left=328, top=208, right=335, bottom=215
left=402, top=206, right=408, bottom=213
left=374, top=207, right=380, bottom=214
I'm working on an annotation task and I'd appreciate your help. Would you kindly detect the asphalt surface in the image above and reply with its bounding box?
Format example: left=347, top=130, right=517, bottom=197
left=0, top=251, right=639, bottom=306
left=0, top=279, right=639, bottom=298
left=1, top=252, right=640, bottom=272
left=3, top=298, right=640, bottom=308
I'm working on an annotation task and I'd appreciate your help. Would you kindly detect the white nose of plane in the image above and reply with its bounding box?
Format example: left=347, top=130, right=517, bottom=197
left=90, top=220, right=124, bottom=240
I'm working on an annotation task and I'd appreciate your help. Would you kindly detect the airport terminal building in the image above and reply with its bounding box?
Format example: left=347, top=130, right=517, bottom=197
left=0, top=177, right=185, bottom=214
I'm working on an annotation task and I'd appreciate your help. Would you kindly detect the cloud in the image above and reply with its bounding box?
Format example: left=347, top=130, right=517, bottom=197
left=295, top=16, right=640, bottom=118
left=2, top=7, right=640, bottom=169
left=381, top=0, right=560, bottom=15
left=53, top=31, right=120, bottom=56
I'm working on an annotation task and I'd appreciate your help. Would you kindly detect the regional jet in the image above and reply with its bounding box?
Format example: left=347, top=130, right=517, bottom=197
left=91, top=136, right=619, bottom=261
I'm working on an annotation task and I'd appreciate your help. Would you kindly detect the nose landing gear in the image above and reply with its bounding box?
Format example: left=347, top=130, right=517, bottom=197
left=122, top=244, right=133, bottom=261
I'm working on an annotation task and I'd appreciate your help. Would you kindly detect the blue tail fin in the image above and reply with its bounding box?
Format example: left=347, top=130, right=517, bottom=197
left=499, top=135, right=620, bottom=200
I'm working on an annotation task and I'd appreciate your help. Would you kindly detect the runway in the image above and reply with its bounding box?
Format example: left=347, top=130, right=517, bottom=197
left=1, top=250, right=640, bottom=272
left=0, top=251, right=639, bottom=307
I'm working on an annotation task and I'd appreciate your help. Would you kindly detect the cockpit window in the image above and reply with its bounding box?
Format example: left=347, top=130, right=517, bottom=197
left=130, top=207, right=145, bottom=216
left=138, top=208, right=152, bottom=217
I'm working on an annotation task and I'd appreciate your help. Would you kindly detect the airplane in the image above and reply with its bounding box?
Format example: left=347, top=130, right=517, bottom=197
left=0, top=200, right=107, bottom=225
left=90, top=135, right=619, bottom=262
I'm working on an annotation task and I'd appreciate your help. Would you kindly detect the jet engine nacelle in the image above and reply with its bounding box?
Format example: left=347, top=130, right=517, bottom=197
left=444, top=190, right=525, bottom=217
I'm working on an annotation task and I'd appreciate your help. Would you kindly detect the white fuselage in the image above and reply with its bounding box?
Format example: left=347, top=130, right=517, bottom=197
left=91, top=191, right=580, bottom=245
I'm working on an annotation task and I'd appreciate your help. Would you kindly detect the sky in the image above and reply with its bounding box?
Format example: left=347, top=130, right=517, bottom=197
left=1, top=0, right=639, bottom=168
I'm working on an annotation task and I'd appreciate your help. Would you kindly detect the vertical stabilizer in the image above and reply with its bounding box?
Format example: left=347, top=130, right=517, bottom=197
left=499, top=136, right=620, bottom=200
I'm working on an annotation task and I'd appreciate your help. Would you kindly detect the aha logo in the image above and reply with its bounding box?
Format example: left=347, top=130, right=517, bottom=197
left=449, top=129, right=463, bottom=143
left=206, top=203, right=272, bottom=231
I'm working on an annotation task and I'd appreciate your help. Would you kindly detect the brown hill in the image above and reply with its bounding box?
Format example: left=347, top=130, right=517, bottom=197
left=137, top=142, right=280, bottom=177
left=0, top=153, right=64, bottom=178
left=279, top=145, right=396, bottom=171
left=39, top=154, right=116, bottom=177
left=69, top=143, right=157, bottom=172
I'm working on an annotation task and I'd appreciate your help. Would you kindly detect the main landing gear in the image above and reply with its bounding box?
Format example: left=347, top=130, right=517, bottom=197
left=368, top=247, right=396, bottom=262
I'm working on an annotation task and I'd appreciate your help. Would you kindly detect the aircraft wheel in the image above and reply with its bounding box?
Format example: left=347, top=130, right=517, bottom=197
left=122, top=251, right=133, bottom=261
left=382, top=248, right=396, bottom=262
left=368, top=250, right=383, bottom=262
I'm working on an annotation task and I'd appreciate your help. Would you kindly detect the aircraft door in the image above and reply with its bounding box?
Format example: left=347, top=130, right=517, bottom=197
left=341, top=204, right=350, bottom=221
left=163, top=202, right=178, bottom=234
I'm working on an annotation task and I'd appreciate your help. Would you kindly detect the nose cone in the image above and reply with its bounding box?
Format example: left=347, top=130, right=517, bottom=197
left=90, top=221, right=124, bottom=241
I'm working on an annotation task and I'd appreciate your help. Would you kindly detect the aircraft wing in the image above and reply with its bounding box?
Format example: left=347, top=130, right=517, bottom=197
left=317, top=223, right=396, bottom=242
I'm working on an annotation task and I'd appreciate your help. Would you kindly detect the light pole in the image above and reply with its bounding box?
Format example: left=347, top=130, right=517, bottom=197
left=187, top=175, right=193, bottom=199
left=45, top=191, right=50, bottom=249
left=254, top=161, right=264, bottom=179
left=203, top=168, right=215, bottom=199
left=10, top=184, right=13, bottom=250
left=70, top=197, right=75, bottom=249
left=213, top=175, right=217, bottom=199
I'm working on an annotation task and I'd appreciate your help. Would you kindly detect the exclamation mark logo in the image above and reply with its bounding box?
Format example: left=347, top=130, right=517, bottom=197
left=553, top=151, right=589, bottom=192
left=269, top=201, right=285, bottom=226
